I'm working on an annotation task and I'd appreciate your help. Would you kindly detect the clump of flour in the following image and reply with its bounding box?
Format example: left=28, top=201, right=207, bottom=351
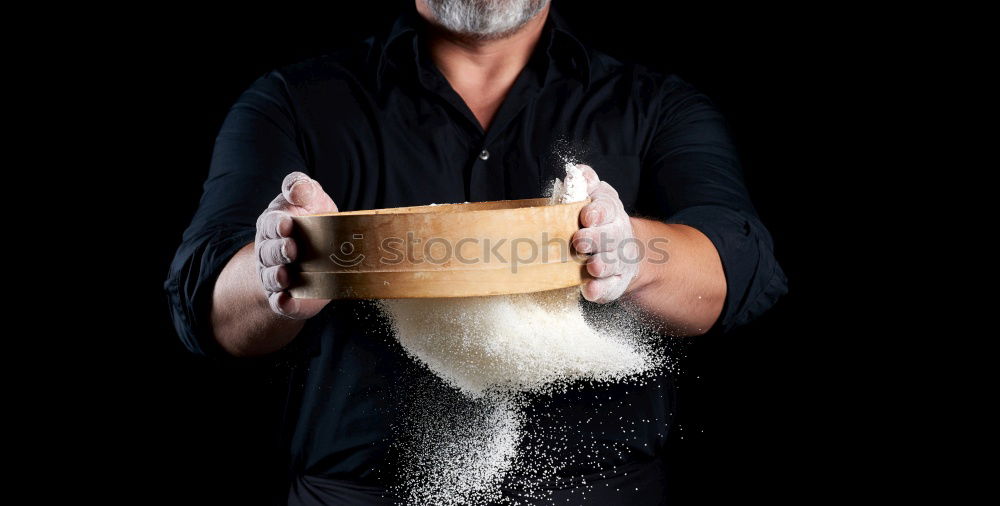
left=383, top=287, right=652, bottom=398
left=549, top=162, right=588, bottom=204
left=380, top=161, right=659, bottom=504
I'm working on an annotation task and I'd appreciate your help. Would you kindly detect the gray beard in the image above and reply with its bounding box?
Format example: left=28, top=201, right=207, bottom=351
left=424, top=0, right=550, bottom=40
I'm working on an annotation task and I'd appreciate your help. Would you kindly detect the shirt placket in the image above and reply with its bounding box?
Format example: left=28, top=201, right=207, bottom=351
left=415, top=48, right=545, bottom=202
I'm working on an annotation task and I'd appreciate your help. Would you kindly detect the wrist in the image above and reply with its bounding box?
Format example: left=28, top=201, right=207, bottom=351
left=625, top=217, right=653, bottom=296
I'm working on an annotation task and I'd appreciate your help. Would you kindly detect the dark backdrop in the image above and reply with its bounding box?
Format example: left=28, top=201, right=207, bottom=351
left=114, top=1, right=863, bottom=503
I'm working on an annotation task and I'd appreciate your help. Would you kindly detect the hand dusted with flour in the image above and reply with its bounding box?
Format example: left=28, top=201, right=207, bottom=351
left=573, top=164, right=642, bottom=303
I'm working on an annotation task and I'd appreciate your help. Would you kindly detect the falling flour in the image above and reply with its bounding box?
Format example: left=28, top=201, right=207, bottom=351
left=383, top=287, right=652, bottom=398
left=390, top=385, right=524, bottom=505
left=380, top=162, right=659, bottom=504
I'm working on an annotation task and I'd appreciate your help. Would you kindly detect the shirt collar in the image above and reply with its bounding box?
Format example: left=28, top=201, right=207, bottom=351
left=375, top=2, right=592, bottom=90
left=545, top=6, right=591, bottom=87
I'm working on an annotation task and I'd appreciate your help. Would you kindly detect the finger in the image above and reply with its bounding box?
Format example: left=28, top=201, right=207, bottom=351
left=267, top=291, right=301, bottom=318
left=573, top=223, right=620, bottom=254
left=586, top=249, right=627, bottom=279
left=256, top=210, right=294, bottom=240
left=265, top=192, right=290, bottom=211
left=578, top=164, right=601, bottom=192
left=581, top=183, right=622, bottom=226
left=260, top=264, right=290, bottom=293
left=581, top=276, right=624, bottom=304
left=282, top=172, right=314, bottom=204
left=580, top=196, right=620, bottom=227
left=581, top=278, right=602, bottom=302
left=591, top=180, right=620, bottom=200
left=282, top=172, right=339, bottom=214
left=257, top=237, right=297, bottom=267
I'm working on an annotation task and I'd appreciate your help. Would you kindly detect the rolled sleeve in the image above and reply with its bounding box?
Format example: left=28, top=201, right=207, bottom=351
left=164, top=227, right=256, bottom=356
left=666, top=206, right=787, bottom=332
left=164, top=71, right=306, bottom=356
left=642, top=75, right=787, bottom=332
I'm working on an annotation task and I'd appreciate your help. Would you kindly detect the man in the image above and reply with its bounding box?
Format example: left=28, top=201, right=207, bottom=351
left=166, top=0, right=787, bottom=503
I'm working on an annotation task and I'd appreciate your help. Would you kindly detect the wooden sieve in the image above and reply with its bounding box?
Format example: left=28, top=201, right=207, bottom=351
left=289, top=198, right=591, bottom=299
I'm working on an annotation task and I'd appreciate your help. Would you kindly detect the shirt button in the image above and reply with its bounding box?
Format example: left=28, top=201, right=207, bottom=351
left=479, top=149, right=490, bottom=161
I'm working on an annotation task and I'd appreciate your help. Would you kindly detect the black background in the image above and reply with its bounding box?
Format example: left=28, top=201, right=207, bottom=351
left=105, top=1, right=877, bottom=503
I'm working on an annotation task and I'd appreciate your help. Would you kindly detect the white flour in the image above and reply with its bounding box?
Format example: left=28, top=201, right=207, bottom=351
left=383, top=287, right=651, bottom=398
left=391, top=389, right=523, bottom=505
left=549, top=162, right=588, bottom=204
left=381, top=162, right=658, bottom=504
left=382, top=162, right=649, bottom=397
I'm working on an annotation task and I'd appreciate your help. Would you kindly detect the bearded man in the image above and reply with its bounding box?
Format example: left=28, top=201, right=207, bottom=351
left=165, top=0, right=787, bottom=504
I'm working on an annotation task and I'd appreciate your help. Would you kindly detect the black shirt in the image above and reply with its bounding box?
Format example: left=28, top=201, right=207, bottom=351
left=165, top=4, right=786, bottom=501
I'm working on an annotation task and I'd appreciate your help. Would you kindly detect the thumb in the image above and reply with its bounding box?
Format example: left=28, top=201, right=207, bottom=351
left=576, top=164, right=601, bottom=194
left=282, top=172, right=338, bottom=214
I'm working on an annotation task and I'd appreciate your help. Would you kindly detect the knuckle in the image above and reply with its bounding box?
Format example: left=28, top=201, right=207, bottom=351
left=267, top=193, right=289, bottom=211
left=283, top=238, right=297, bottom=262
left=255, top=211, right=269, bottom=232
left=265, top=267, right=277, bottom=290
left=255, top=241, right=267, bottom=265
left=257, top=211, right=290, bottom=239
left=259, top=264, right=271, bottom=288
left=598, top=182, right=619, bottom=199
left=258, top=241, right=270, bottom=265
left=573, top=231, right=595, bottom=252
left=268, top=292, right=284, bottom=314
left=260, top=265, right=287, bottom=293
left=257, top=240, right=276, bottom=266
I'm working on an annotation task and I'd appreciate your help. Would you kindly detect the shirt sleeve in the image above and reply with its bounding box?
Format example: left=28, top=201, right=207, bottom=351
left=164, top=71, right=306, bottom=356
left=640, top=75, right=787, bottom=332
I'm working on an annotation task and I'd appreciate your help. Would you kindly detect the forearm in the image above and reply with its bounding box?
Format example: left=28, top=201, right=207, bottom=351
left=626, top=218, right=726, bottom=336
left=210, top=243, right=306, bottom=357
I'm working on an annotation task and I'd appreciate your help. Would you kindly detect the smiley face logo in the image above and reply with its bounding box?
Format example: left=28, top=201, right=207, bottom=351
left=329, top=234, right=365, bottom=267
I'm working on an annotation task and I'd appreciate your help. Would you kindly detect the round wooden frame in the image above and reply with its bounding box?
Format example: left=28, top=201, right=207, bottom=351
left=289, top=198, right=590, bottom=299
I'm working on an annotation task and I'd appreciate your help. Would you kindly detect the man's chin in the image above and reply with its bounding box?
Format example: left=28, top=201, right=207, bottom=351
left=424, top=0, right=550, bottom=41
left=445, top=24, right=526, bottom=42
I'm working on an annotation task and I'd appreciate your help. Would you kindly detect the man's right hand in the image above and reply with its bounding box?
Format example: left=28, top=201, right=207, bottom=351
left=255, top=172, right=338, bottom=319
